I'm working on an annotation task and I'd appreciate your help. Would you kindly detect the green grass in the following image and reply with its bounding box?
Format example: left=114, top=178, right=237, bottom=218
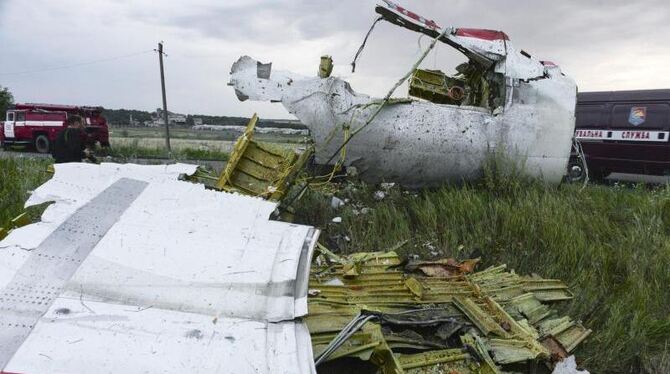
left=103, top=143, right=230, bottom=161
left=0, top=157, right=53, bottom=226
left=293, top=169, right=670, bottom=373
left=109, top=126, right=306, bottom=144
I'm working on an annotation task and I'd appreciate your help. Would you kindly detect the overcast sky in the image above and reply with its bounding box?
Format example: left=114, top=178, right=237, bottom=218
left=1, top=0, right=669, bottom=119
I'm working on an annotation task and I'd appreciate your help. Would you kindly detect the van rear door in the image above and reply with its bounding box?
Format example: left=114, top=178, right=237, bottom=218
left=576, top=90, right=670, bottom=176
left=608, top=102, right=670, bottom=166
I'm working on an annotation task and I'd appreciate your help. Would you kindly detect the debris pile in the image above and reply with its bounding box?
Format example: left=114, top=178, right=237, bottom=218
left=0, top=160, right=593, bottom=373
left=307, top=250, right=591, bottom=373
left=181, top=116, right=593, bottom=372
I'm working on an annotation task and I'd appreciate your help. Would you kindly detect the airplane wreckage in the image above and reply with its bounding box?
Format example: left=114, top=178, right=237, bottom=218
left=0, top=2, right=591, bottom=374
left=0, top=162, right=591, bottom=373
left=229, top=0, right=578, bottom=187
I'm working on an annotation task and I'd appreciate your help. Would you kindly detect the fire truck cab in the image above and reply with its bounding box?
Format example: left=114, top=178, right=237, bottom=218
left=1, top=103, right=110, bottom=153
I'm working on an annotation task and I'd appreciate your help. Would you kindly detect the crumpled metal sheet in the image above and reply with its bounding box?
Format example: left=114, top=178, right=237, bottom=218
left=0, top=163, right=319, bottom=373
left=215, top=113, right=313, bottom=201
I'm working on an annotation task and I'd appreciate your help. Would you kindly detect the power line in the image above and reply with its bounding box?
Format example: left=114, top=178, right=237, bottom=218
left=0, top=50, right=154, bottom=77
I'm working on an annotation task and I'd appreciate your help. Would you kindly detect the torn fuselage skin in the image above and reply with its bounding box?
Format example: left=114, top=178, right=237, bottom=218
left=228, top=25, right=576, bottom=187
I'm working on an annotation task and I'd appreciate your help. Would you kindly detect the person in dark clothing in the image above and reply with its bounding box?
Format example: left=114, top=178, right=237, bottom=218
left=53, top=115, right=88, bottom=163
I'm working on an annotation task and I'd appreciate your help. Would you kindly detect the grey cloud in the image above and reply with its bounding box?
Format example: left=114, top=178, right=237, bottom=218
left=131, top=1, right=378, bottom=43
left=2, top=0, right=670, bottom=118
left=141, top=0, right=670, bottom=65
left=167, top=0, right=670, bottom=93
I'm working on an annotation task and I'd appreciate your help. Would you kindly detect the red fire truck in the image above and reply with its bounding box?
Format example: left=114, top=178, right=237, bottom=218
left=1, top=103, right=110, bottom=153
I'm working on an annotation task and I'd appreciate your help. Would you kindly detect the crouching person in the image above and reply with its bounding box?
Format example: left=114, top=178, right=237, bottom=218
left=53, top=115, right=95, bottom=163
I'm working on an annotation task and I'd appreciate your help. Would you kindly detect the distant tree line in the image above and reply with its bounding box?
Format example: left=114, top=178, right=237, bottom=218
left=102, top=109, right=153, bottom=125
left=0, top=86, right=14, bottom=119
left=102, top=108, right=306, bottom=129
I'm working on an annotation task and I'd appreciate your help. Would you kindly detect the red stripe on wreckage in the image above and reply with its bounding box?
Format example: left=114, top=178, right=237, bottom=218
left=455, top=28, right=510, bottom=41
left=383, top=0, right=441, bottom=30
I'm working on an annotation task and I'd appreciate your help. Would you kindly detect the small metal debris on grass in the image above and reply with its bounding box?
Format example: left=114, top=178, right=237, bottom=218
left=552, top=356, right=590, bottom=374
left=331, top=196, right=345, bottom=209
left=380, top=182, right=396, bottom=191
left=332, top=217, right=343, bottom=223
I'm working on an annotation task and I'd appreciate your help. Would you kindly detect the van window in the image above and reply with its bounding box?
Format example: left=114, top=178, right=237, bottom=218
left=16, top=112, right=25, bottom=122
left=612, top=103, right=670, bottom=128
left=575, top=104, right=603, bottom=127
left=6, top=112, right=14, bottom=122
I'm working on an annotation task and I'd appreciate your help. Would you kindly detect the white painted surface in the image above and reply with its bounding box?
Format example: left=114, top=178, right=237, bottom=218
left=0, top=163, right=318, bottom=373
left=6, top=298, right=315, bottom=374
left=552, top=356, right=590, bottom=374
left=14, top=120, right=64, bottom=128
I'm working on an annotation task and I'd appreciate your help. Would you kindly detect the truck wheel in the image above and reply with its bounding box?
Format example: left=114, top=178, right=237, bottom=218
left=35, top=134, right=50, bottom=154
left=566, top=160, right=586, bottom=183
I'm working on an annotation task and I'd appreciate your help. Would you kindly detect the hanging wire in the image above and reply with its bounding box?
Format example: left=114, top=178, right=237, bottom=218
left=278, top=27, right=450, bottom=214
left=350, top=17, right=383, bottom=73
left=325, top=27, right=450, bottom=166
left=0, top=50, right=154, bottom=76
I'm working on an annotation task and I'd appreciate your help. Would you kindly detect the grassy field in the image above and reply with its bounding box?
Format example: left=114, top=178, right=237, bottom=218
left=106, top=126, right=308, bottom=161
left=1, top=155, right=669, bottom=373
left=105, top=140, right=231, bottom=161
left=109, top=125, right=307, bottom=143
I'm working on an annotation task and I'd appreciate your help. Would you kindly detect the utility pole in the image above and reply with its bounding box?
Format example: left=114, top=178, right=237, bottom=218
left=157, top=42, right=171, bottom=154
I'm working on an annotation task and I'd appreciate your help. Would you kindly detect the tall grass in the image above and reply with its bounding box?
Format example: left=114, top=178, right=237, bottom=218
left=294, top=169, right=670, bottom=373
left=0, top=157, right=53, bottom=225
